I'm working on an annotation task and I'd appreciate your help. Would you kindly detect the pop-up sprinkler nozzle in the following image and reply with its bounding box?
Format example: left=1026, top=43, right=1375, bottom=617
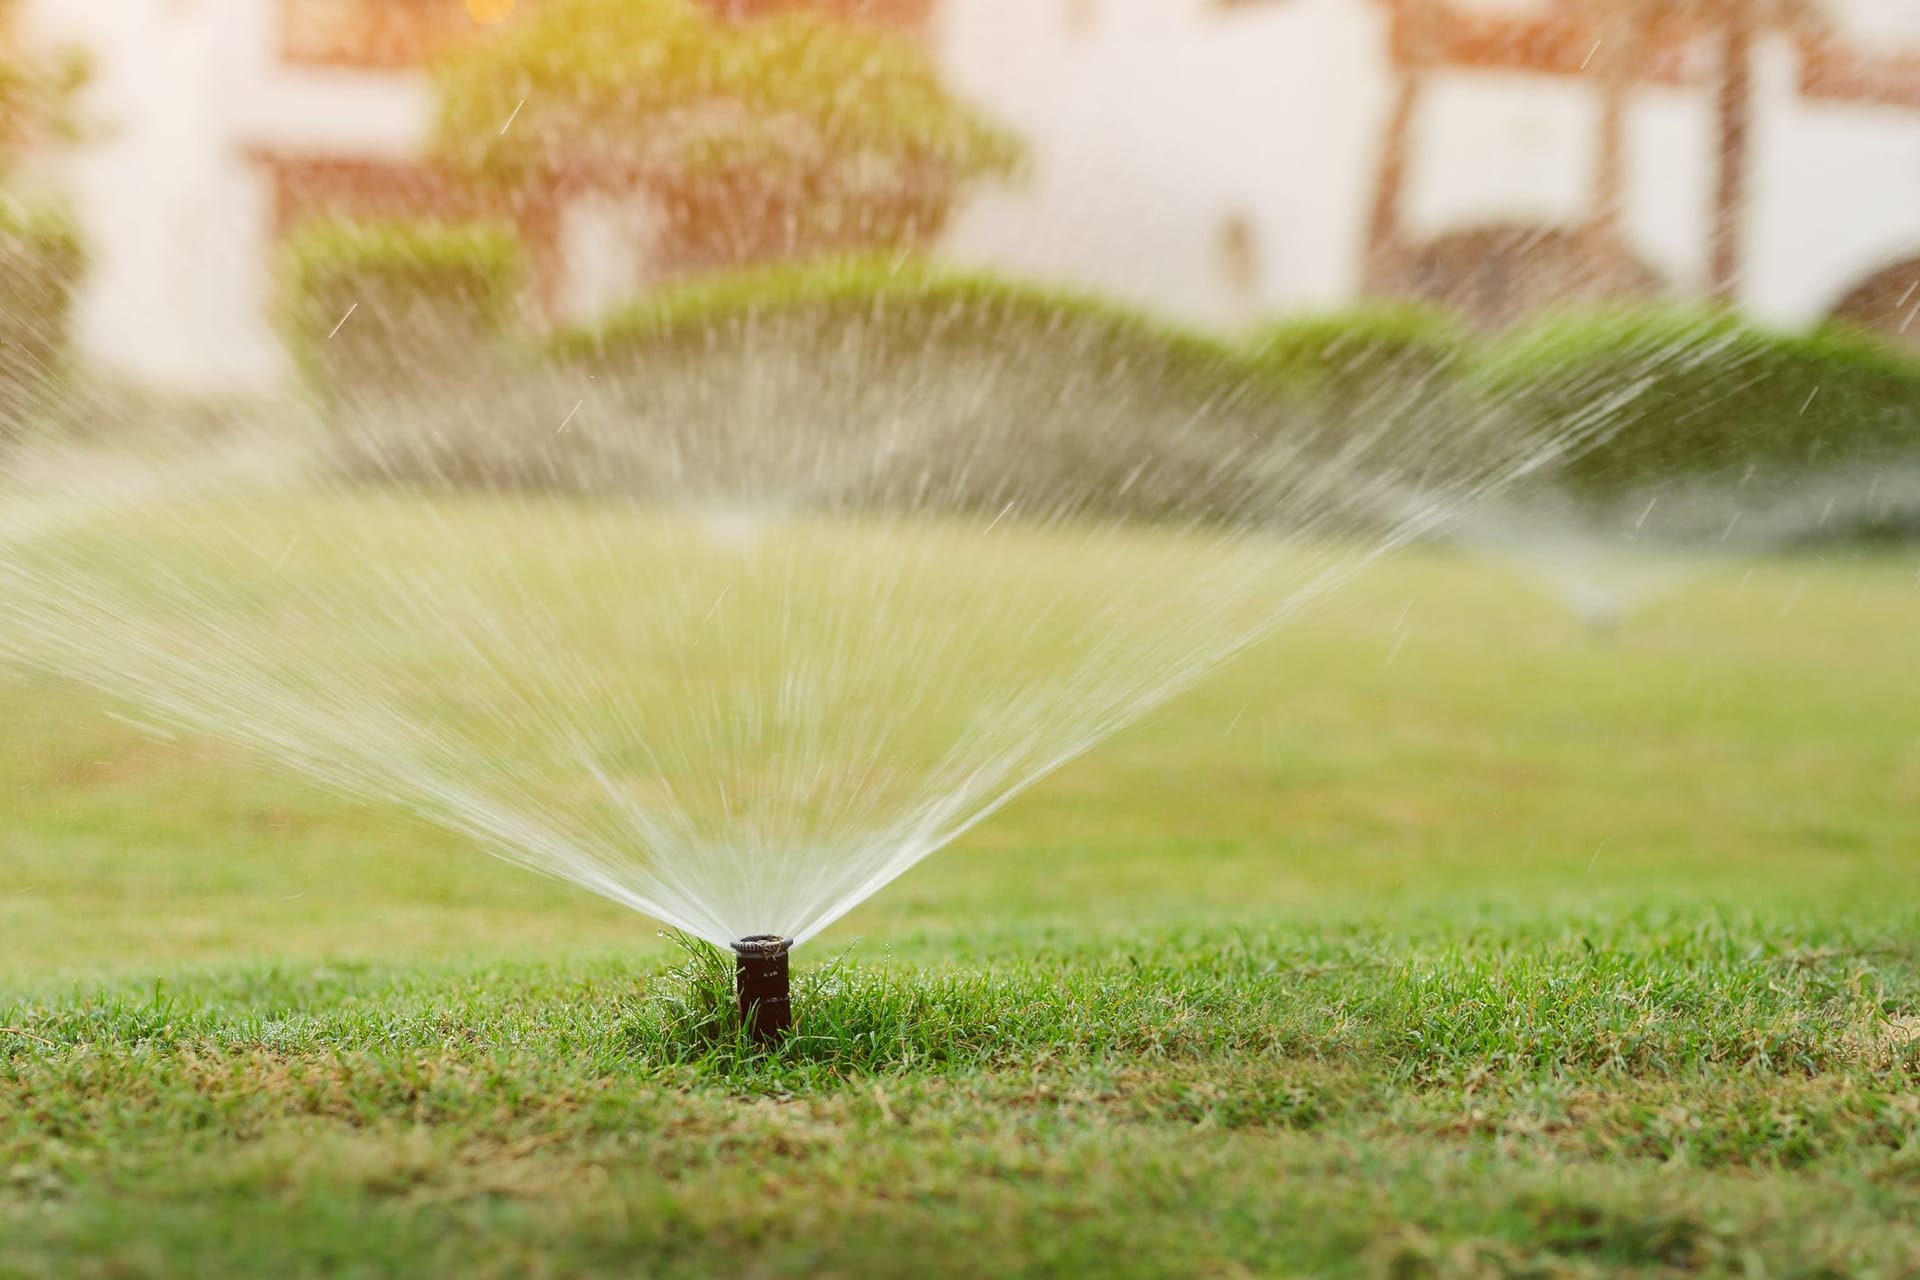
left=730, top=935, right=792, bottom=1044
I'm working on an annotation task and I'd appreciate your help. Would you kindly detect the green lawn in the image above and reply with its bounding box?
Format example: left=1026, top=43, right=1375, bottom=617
left=2, top=515, right=1918, bottom=1278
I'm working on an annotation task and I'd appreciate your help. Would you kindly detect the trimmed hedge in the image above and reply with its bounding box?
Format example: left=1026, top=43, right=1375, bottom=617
left=554, top=255, right=1244, bottom=381
left=280, top=219, right=522, bottom=395
left=0, top=199, right=86, bottom=441
left=542, top=255, right=1279, bottom=516
left=1480, top=307, right=1920, bottom=500
left=279, top=219, right=527, bottom=487
left=280, top=228, right=1920, bottom=538
left=1248, top=302, right=1468, bottom=401
left=1244, top=303, right=1503, bottom=492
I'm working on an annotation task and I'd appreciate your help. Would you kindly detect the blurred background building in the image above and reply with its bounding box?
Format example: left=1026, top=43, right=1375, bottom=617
left=12, top=0, right=1920, bottom=389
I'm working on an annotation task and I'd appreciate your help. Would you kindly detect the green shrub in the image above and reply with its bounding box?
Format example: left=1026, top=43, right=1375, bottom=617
left=354, top=258, right=1538, bottom=525
left=0, top=199, right=86, bottom=441
left=1248, top=302, right=1469, bottom=402
left=280, top=218, right=522, bottom=397
left=277, top=219, right=527, bottom=487
left=542, top=255, right=1271, bottom=517
left=1242, top=304, right=1499, bottom=493
left=1482, top=307, right=1920, bottom=500
left=556, top=255, right=1239, bottom=380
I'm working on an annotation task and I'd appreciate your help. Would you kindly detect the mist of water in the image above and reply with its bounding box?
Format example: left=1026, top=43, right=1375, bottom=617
left=0, top=290, right=1718, bottom=947
left=1449, top=465, right=1920, bottom=632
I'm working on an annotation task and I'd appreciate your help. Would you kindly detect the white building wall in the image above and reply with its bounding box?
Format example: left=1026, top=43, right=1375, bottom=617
left=1826, top=0, right=1920, bottom=47
left=18, top=0, right=431, bottom=391
left=1401, top=71, right=1598, bottom=237
left=16, top=0, right=1920, bottom=390
left=1622, top=88, right=1716, bottom=293
left=21, top=0, right=263, bottom=389
left=936, top=0, right=1391, bottom=328
left=1746, top=38, right=1920, bottom=324
left=943, top=0, right=1920, bottom=332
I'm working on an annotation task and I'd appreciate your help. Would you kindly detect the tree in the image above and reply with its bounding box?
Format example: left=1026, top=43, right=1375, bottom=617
left=429, top=0, right=1022, bottom=269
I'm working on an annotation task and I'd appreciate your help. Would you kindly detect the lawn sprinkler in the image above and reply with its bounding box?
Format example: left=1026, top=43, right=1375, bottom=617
left=731, top=935, right=792, bottom=1044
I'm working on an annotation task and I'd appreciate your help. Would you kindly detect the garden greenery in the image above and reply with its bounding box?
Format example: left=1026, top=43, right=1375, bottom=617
left=431, top=0, right=1023, bottom=256
left=281, top=224, right=1920, bottom=529
left=1482, top=306, right=1920, bottom=496
left=0, top=199, right=85, bottom=438
left=279, top=219, right=523, bottom=392
left=0, top=6, right=89, bottom=439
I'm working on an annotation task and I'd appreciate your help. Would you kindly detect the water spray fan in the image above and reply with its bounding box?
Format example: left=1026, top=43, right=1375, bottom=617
left=0, top=271, right=1652, bottom=1042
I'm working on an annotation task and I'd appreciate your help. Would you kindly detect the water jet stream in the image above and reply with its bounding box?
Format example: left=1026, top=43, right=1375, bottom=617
left=0, top=308, right=1711, bottom=956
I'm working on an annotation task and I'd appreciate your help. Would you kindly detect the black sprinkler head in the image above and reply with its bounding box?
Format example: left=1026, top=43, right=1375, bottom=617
left=730, top=935, right=792, bottom=1044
